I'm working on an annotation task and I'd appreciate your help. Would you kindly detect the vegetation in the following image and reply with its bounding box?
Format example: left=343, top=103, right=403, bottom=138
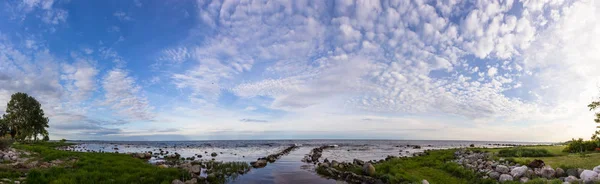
left=563, top=138, right=599, bottom=153
left=477, top=145, right=600, bottom=169
left=1, top=92, right=49, bottom=141
left=371, top=150, right=496, bottom=183
left=497, top=148, right=552, bottom=157
left=14, top=142, right=190, bottom=184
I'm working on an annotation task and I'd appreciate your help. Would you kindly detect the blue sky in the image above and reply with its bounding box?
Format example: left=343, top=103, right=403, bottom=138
left=0, top=0, right=599, bottom=141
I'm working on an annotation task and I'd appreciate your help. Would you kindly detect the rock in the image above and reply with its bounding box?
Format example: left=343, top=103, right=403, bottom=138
left=190, top=165, right=200, bottom=174
left=564, top=176, right=579, bottom=183
left=527, top=159, right=545, bottom=168
left=211, top=152, right=218, bottom=157
left=184, top=178, right=197, bottom=184
left=499, top=174, right=513, bottom=182
left=541, top=166, right=556, bottom=179
left=363, top=163, right=376, bottom=176
left=580, top=170, right=598, bottom=183
left=496, top=165, right=510, bottom=174
left=511, top=166, right=528, bottom=178
left=331, top=160, right=339, bottom=168
left=556, top=168, right=565, bottom=177
left=250, top=159, right=267, bottom=168
left=2, top=155, right=9, bottom=160
left=579, top=168, right=585, bottom=176
left=567, top=168, right=578, bottom=176
left=519, top=177, right=529, bottom=183
left=594, top=165, right=600, bottom=173
left=171, top=179, right=184, bottom=184
left=489, top=171, right=501, bottom=179
left=422, top=179, right=429, bottom=184
left=158, top=164, right=168, bottom=168
left=353, top=159, right=364, bottom=166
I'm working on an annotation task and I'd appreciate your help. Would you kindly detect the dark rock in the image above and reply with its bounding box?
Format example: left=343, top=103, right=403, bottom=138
left=211, top=152, right=218, bottom=157
left=566, top=168, right=578, bottom=176
left=250, top=159, right=267, bottom=168
left=527, top=159, right=545, bottom=168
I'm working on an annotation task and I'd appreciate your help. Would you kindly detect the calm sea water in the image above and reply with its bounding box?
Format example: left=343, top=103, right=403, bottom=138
left=65, top=140, right=551, bottom=183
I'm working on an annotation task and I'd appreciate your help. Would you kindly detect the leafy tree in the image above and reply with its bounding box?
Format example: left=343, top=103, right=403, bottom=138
left=1, top=92, right=49, bottom=141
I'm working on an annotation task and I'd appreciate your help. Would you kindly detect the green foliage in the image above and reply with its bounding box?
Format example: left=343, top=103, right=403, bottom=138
left=42, top=135, right=49, bottom=141
left=0, top=138, right=14, bottom=150
left=372, top=149, right=495, bottom=184
left=60, top=138, right=67, bottom=143
left=563, top=138, right=599, bottom=153
left=2, top=92, right=49, bottom=141
left=497, top=148, right=553, bottom=157
left=13, top=142, right=190, bottom=183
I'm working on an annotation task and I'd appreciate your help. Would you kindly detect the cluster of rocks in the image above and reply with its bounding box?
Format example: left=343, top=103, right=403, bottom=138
left=250, top=144, right=299, bottom=168
left=454, top=149, right=600, bottom=183
left=301, top=145, right=337, bottom=163
left=316, top=158, right=383, bottom=184
left=169, top=160, right=251, bottom=184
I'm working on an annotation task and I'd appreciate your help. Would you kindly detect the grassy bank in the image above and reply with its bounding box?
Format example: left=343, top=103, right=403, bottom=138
left=12, top=142, right=190, bottom=184
left=473, top=145, right=600, bottom=169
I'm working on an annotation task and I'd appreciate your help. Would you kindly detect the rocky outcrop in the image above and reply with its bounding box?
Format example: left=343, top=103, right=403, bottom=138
left=251, top=144, right=298, bottom=168
left=302, top=145, right=336, bottom=163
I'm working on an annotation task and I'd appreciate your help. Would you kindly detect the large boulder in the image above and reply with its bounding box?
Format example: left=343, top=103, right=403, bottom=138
left=511, top=166, right=528, bottom=178
left=363, top=163, right=376, bottom=176
left=564, top=176, right=579, bottom=183
left=541, top=166, right=556, bottom=179
left=580, top=170, right=598, bottom=183
left=496, top=165, right=510, bottom=174
left=488, top=171, right=501, bottom=179
left=594, top=165, right=600, bottom=173
left=527, top=159, right=545, bottom=168
left=555, top=168, right=565, bottom=177
left=499, top=174, right=513, bottom=182
left=211, top=152, right=218, bottom=157
left=190, top=165, right=201, bottom=174
left=567, top=168, right=578, bottom=177
left=353, top=159, right=365, bottom=166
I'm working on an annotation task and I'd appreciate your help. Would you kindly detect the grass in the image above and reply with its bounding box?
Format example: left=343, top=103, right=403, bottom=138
left=474, top=145, right=600, bottom=169
left=371, top=149, right=496, bottom=184
left=12, top=142, right=191, bottom=184
left=497, top=148, right=553, bottom=157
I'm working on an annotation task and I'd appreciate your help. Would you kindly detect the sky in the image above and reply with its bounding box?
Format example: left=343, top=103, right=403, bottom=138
left=0, top=0, right=599, bottom=142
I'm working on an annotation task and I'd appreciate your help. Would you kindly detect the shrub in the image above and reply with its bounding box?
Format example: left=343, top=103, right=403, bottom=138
left=0, top=138, right=13, bottom=150
left=498, top=148, right=552, bottom=157
left=59, top=139, right=66, bottom=143
left=563, top=138, right=598, bottom=153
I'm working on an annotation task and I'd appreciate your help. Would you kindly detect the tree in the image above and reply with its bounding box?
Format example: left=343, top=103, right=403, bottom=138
left=1, top=92, right=49, bottom=141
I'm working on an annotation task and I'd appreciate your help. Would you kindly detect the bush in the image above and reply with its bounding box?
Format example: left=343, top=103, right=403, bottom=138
left=0, top=138, right=13, bottom=150
left=498, top=148, right=552, bottom=157
left=563, top=138, right=598, bottom=153
left=59, top=139, right=66, bottom=143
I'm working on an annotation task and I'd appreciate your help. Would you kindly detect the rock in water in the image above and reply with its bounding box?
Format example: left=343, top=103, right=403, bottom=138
left=353, top=159, right=365, bottom=166
left=251, top=159, right=267, bottom=168
left=363, top=163, right=376, bottom=176
left=211, top=152, right=218, bottom=157
left=499, top=174, right=513, bottom=182
left=527, top=159, right=545, bottom=168
left=511, top=166, right=528, bottom=178
left=580, top=170, right=598, bottom=183
left=496, top=165, right=510, bottom=174
left=541, top=166, right=555, bottom=179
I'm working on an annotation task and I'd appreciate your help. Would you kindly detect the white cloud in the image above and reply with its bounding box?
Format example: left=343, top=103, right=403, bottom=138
left=61, top=60, right=98, bottom=101
left=102, top=69, right=154, bottom=120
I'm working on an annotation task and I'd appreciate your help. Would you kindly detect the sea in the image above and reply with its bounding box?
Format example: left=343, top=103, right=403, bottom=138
left=63, top=140, right=552, bottom=184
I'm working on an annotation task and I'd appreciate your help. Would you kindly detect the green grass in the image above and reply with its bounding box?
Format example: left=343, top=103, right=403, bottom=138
left=474, top=145, right=600, bottom=169
left=371, top=149, right=495, bottom=184
left=12, top=142, right=190, bottom=184
left=497, top=148, right=553, bottom=157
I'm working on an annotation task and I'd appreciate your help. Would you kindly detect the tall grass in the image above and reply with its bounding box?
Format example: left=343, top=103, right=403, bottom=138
left=14, top=142, right=190, bottom=184
left=497, top=148, right=553, bottom=157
